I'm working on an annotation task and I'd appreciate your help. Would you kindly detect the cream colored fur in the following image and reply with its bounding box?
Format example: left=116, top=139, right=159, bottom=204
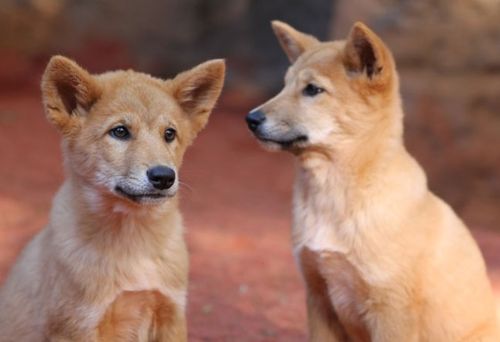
left=250, top=21, right=499, bottom=341
left=0, top=56, right=225, bottom=341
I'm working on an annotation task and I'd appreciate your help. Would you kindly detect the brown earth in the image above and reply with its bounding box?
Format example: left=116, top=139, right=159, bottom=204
left=0, top=90, right=499, bottom=341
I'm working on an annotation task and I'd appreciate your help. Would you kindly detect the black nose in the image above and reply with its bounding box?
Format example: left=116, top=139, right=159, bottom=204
left=245, top=110, right=266, bottom=132
left=147, top=165, right=176, bottom=190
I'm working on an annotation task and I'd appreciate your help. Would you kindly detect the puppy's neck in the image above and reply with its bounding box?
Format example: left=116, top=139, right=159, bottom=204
left=297, top=99, right=405, bottom=180
left=50, top=177, right=180, bottom=255
left=294, top=127, right=423, bottom=222
left=297, top=133, right=402, bottom=188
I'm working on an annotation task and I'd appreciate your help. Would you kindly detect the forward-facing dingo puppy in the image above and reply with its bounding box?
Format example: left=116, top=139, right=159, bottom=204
left=0, top=56, right=225, bottom=341
left=246, top=21, right=499, bottom=341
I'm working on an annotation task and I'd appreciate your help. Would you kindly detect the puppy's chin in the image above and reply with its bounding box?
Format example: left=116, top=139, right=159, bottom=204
left=116, top=187, right=175, bottom=204
left=254, top=132, right=309, bottom=152
left=257, top=139, right=284, bottom=152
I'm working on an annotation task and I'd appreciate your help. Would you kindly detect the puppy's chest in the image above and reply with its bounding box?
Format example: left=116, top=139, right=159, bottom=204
left=293, top=178, right=371, bottom=339
left=120, top=258, right=163, bottom=290
left=115, top=257, right=186, bottom=310
left=75, top=258, right=186, bottom=335
left=292, top=180, right=350, bottom=254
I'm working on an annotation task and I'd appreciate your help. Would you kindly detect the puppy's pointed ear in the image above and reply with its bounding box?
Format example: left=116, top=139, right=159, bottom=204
left=343, top=22, right=392, bottom=83
left=271, top=20, right=319, bottom=63
left=172, top=59, right=225, bottom=134
left=41, top=56, right=101, bottom=134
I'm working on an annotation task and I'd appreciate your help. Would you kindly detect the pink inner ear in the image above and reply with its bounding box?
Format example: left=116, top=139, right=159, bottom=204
left=274, top=29, right=313, bottom=63
left=43, top=56, right=101, bottom=117
left=344, top=29, right=385, bottom=80
left=176, top=74, right=222, bottom=115
left=354, top=37, right=380, bottom=78
left=189, top=78, right=213, bottom=103
left=55, top=77, right=98, bottom=115
left=285, top=38, right=303, bottom=59
left=56, top=81, right=79, bottom=114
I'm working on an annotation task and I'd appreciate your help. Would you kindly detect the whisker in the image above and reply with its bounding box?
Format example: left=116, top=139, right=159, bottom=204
left=179, top=181, right=195, bottom=194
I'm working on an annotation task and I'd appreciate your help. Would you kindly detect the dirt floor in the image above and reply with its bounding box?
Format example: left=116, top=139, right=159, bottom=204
left=1, top=90, right=499, bottom=341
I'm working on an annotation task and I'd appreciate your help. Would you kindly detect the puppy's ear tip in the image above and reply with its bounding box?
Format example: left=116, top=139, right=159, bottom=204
left=49, top=55, right=71, bottom=63
left=199, top=58, right=225, bottom=67
left=271, top=20, right=293, bottom=34
left=43, top=56, right=85, bottom=84
left=46, top=55, right=76, bottom=70
left=353, top=21, right=368, bottom=30
left=350, top=21, right=376, bottom=39
left=201, top=59, right=226, bottom=76
left=271, top=20, right=285, bottom=28
left=206, top=58, right=226, bottom=66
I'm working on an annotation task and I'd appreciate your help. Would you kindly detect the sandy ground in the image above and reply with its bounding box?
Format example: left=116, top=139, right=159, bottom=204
left=1, top=91, right=499, bottom=341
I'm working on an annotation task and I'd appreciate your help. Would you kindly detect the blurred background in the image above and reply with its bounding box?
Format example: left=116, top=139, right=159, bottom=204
left=0, top=0, right=499, bottom=340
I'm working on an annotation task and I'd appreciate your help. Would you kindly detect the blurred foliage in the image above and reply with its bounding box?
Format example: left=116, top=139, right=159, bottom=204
left=0, top=0, right=333, bottom=91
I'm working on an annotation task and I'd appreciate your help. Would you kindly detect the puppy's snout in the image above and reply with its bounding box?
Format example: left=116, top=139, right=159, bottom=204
left=146, top=165, right=176, bottom=190
left=246, top=110, right=266, bottom=132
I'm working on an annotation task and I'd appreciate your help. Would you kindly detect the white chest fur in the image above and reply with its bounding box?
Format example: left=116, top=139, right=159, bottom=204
left=291, top=165, right=352, bottom=256
left=291, top=164, right=371, bottom=338
left=119, top=256, right=187, bottom=310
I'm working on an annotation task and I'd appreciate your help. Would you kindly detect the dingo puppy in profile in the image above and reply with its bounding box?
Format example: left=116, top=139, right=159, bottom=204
left=0, top=56, right=225, bottom=341
left=246, top=21, right=499, bottom=341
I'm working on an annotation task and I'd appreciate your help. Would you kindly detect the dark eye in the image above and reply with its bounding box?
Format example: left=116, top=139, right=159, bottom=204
left=109, top=125, right=130, bottom=140
left=302, top=83, right=324, bottom=97
left=164, top=128, right=176, bottom=143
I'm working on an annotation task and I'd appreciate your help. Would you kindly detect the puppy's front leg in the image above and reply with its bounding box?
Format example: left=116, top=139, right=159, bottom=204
left=307, top=292, right=349, bottom=342
left=301, top=247, right=349, bottom=341
left=151, top=308, right=187, bottom=342
left=97, top=290, right=186, bottom=342
left=154, top=311, right=187, bottom=342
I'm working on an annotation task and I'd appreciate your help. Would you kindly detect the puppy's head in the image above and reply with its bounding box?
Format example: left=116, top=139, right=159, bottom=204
left=246, top=21, right=400, bottom=154
left=42, top=56, right=225, bottom=207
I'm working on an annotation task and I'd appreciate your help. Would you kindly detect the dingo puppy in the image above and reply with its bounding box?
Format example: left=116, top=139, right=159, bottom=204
left=246, top=21, right=499, bottom=341
left=0, top=56, right=225, bottom=341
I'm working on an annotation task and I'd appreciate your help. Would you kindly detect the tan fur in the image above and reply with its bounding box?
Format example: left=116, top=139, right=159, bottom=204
left=250, top=21, right=499, bottom=341
left=0, top=56, right=225, bottom=341
left=97, top=290, right=184, bottom=341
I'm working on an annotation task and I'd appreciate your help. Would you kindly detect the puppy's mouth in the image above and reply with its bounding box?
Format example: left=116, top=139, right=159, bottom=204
left=254, top=131, right=309, bottom=149
left=115, top=186, right=168, bottom=203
